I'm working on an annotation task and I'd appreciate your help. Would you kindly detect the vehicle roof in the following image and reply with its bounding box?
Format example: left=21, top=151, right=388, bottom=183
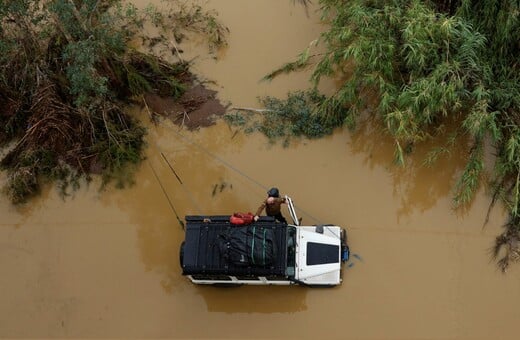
left=182, top=216, right=289, bottom=277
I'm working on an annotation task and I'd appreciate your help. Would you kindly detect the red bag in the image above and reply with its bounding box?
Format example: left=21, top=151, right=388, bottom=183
left=230, top=212, right=254, bottom=225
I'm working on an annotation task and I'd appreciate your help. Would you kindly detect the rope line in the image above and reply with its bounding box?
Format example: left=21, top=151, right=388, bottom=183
left=161, top=152, right=183, bottom=184
left=169, top=128, right=323, bottom=224
left=159, top=152, right=203, bottom=215
left=170, top=128, right=269, bottom=191
left=148, top=161, right=185, bottom=230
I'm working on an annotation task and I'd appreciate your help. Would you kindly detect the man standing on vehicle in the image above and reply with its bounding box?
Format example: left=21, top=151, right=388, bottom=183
left=254, top=187, right=287, bottom=223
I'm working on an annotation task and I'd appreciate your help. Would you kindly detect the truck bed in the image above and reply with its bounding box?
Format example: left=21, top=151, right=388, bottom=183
left=181, top=216, right=288, bottom=278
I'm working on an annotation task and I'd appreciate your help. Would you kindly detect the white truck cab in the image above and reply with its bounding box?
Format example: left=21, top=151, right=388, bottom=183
left=180, top=196, right=349, bottom=287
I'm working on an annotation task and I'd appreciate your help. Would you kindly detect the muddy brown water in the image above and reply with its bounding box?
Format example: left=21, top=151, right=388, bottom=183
left=1, top=1, right=519, bottom=338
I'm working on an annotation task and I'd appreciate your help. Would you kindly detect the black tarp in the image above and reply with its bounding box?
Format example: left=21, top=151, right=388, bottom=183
left=219, top=225, right=277, bottom=266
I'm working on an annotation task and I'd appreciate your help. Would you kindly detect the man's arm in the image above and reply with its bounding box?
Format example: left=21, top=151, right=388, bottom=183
left=254, top=200, right=266, bottom=221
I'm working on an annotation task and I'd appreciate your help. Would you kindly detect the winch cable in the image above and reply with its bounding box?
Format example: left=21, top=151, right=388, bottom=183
left=144, top=119, right=203, bottom=218
left=159, top=151, right=203, bottom=215
left=171, top=128, right=268, bottom=191
left=147, top=160, right=185, bottom=230
left=161, top=152, right=183, bottom=184
left=168, top=127, right=324, bottom=226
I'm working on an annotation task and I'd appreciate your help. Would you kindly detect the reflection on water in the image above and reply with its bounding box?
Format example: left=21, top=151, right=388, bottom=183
left=198, top=285, right=307, bottom=313
left=349, top=114, right=471, bottom=222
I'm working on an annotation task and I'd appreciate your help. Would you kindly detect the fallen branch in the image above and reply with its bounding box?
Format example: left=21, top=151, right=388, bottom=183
left=180, top=110, right=190, bottom=127
left=141, top=95, right=155, bottom=122
left=170, top=40, right=184, bottom=62
left=231, top=106, right=272, bottom=113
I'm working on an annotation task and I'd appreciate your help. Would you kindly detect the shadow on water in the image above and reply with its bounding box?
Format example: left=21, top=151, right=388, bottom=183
left=1, top=182, right=54, bottom=228
left=196, top=285, right=308, bottom=313
left=104, top=161, right=245, bottom=294
left=349, top=114, right=470, bottom=222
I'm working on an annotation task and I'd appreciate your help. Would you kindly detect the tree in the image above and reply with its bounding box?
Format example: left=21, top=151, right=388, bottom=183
left=259, top=0, right=520, bottom=270
left=0, top=0, right=227, bottom=203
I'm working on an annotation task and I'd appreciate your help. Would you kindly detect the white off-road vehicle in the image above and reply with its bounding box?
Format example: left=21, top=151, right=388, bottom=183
left=180, top=196, right=349, bottom=287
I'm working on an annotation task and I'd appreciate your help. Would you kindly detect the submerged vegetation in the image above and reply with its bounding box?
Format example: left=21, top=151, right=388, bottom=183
left=225, top=90, right=332, bottom=146
left=229, top=0, right=520, bottom=271
left=0, top=0, right=227, bottom=203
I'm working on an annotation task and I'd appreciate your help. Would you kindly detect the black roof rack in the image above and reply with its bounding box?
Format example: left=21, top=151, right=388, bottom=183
left=182, top=215, right=288, bottom=277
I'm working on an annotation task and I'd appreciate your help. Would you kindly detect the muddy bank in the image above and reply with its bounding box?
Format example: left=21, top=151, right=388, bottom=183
left=144, top=84, right=227, bottom=130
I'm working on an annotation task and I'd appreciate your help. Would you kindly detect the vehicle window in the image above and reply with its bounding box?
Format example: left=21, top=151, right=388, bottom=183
left=306, top=242, right=339, bottom=265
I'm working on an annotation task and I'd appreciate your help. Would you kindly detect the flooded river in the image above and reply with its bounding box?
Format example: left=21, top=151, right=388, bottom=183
left=1, top=1, right=519, bottom=338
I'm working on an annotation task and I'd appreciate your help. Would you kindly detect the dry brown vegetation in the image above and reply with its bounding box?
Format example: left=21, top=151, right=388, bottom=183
left=0, top=0, right=227, bottom=203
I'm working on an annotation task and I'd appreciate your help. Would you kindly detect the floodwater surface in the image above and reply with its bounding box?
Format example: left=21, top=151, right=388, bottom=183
left=1, top=1, right=519, bottom=339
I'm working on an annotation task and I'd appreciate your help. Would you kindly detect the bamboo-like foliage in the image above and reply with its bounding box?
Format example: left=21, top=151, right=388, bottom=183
left=264, top=0, right=520, bottom=270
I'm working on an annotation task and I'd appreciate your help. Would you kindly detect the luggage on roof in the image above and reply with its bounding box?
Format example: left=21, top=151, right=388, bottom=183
left=219, top=225, right=277, bottom=266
